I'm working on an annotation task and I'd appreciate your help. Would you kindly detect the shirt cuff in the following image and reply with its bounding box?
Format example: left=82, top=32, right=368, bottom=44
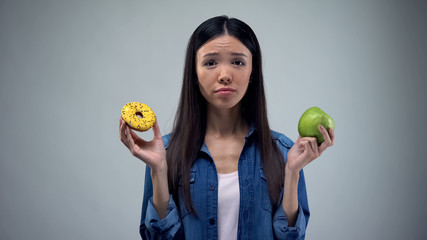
left=144, top=195, right=181, bottom=239
left=273, top=204, right=307, bottom=239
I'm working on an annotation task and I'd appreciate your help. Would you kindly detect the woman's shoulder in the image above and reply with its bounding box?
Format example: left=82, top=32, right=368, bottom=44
left=270, top=130, right=294, bottom=149
left=162, top=133, right=172, bottom=149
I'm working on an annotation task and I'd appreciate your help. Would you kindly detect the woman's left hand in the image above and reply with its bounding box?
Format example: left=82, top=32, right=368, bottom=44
left=286, top=125, right=335, bottom=173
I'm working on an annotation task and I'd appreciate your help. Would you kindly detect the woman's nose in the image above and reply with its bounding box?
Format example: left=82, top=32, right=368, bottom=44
left=219, top=77, right=231, bottom=83
left=218, top=67, right=232, bottom=83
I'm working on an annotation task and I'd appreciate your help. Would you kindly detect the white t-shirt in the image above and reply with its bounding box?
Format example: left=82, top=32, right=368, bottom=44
left=217, top=171, right=240, bottom=240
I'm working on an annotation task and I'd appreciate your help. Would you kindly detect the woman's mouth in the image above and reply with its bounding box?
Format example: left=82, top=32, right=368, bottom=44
left=215, top=88, right=235, bottom=95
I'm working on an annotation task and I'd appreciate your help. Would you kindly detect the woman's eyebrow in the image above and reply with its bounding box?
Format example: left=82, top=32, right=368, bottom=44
left=201, top=52, right=248, bottom=58
left=201, top=52, right=219, bottom=58
left=231, top=52, right=248, bottom=58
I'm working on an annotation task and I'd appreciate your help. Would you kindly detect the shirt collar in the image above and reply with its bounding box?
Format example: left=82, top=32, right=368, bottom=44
left=245, top=123, right=257, bottom=139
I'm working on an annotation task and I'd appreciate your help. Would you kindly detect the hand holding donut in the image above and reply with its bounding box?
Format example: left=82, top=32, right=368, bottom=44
left=119, top=102, right=167, bottom=172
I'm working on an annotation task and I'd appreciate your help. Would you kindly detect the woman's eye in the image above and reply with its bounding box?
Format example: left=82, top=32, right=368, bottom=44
left=204, top=60, right=216, bottom=67
left=232, top=60, right=245, bottom=66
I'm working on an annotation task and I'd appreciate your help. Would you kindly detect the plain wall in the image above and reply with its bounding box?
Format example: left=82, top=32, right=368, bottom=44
left=1, top=0, right=426, bottom=239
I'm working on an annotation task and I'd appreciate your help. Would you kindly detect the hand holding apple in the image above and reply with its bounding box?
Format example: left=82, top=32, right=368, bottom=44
left=298, top=107, right=335, bottom=144
left=286, top=107, right=335, bottom=173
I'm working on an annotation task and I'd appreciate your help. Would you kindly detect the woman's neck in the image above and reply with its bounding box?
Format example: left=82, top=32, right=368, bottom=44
left=205, top=104, right=249, bottom=138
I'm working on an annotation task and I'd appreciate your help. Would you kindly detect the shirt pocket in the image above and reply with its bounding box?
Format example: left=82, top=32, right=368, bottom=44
left=259, top=168, right=273, bottom=213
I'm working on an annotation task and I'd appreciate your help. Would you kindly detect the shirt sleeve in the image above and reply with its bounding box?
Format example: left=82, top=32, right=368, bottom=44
left=140, top=196, right=184, bottom=239
left=139, top=165, right=184, bottom=240
left=272, top=170, right=310, bottom=240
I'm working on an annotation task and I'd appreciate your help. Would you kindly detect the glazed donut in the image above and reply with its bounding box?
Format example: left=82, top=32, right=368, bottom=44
left=121, top=102, right=156, bottom=132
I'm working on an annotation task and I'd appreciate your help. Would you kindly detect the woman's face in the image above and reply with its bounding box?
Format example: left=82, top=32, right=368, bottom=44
left=196, top=35, right=252, bottom=111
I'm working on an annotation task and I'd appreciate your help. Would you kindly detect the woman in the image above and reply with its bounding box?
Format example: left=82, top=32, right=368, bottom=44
left=119, top=15, right=334, bottom=239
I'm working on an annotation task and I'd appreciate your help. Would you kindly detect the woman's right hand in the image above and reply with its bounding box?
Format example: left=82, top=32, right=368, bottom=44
left=119, top=117, right=167, bottom=172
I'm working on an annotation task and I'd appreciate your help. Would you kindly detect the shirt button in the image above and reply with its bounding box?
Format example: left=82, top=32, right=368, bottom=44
left=244, top=180, right=249, bottom=186
left=209, top=218, right=215, bottom=225
left=210, top=185, right=216, bottom=191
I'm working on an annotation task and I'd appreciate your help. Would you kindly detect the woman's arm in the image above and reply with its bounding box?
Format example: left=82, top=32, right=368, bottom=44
left=120, top=117, right=170, bottom=217
left=140, top=166, right=184, bottom=240
left=282, top=167, right=300, bottom=227
left=284, top=125, right=335, bottom=226
left=120, top=118, right=184, bottom=239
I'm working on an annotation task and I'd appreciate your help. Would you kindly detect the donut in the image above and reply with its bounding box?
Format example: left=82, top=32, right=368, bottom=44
left=121, top=102, right=156, bottom=132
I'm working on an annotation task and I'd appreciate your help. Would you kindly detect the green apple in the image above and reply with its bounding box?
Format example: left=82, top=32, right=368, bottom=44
left=298, top=107, right=335, bottom=143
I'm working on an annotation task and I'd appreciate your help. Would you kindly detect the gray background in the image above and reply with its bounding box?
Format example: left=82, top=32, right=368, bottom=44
left=1, top=0, right=426, bottom=239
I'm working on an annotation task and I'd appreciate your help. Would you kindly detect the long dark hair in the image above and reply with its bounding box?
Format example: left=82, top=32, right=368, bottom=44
left=167, top=15, right=285, bottom=213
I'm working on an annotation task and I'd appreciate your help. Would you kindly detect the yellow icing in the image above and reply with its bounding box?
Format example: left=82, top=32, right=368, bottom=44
left=121, top=102, right=156, bottom=132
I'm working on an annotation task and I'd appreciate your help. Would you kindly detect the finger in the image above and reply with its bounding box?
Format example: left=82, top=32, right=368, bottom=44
left=129, top=128, right=148, bottom=145
left=309, top=138, right=319, bottom=157
left=120, top=117, right=127, bottom=134
left=318, top=125, right=332, bottom=153
left=125, top=126, right=138, bottom=154
left=318, top=125, right=330, bottom=142
left=125, top=127, right=153, bottom=162
left=119, top=117, right=123, bottom=133
left=329, top=128, right=335, bottom=145
left=299, top=138, right=310, bottom=149
left=120, top=118, right=129, bottom=144
left=303, top=137, right=318, bottom=158
left=152, top=120, right=162, bottom=140
left=299, top=136, right=316, bottom=145
left=294, top=136, right=302, bottom=148
left=300, top=139, right=315, bottom=161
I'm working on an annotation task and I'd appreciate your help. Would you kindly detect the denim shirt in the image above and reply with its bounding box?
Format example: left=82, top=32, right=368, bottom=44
left=139, top=127, right=310, bottom=239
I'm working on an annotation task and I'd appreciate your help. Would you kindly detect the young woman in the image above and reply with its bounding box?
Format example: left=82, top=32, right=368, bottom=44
left=119, top=15, right=334, bottom=240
